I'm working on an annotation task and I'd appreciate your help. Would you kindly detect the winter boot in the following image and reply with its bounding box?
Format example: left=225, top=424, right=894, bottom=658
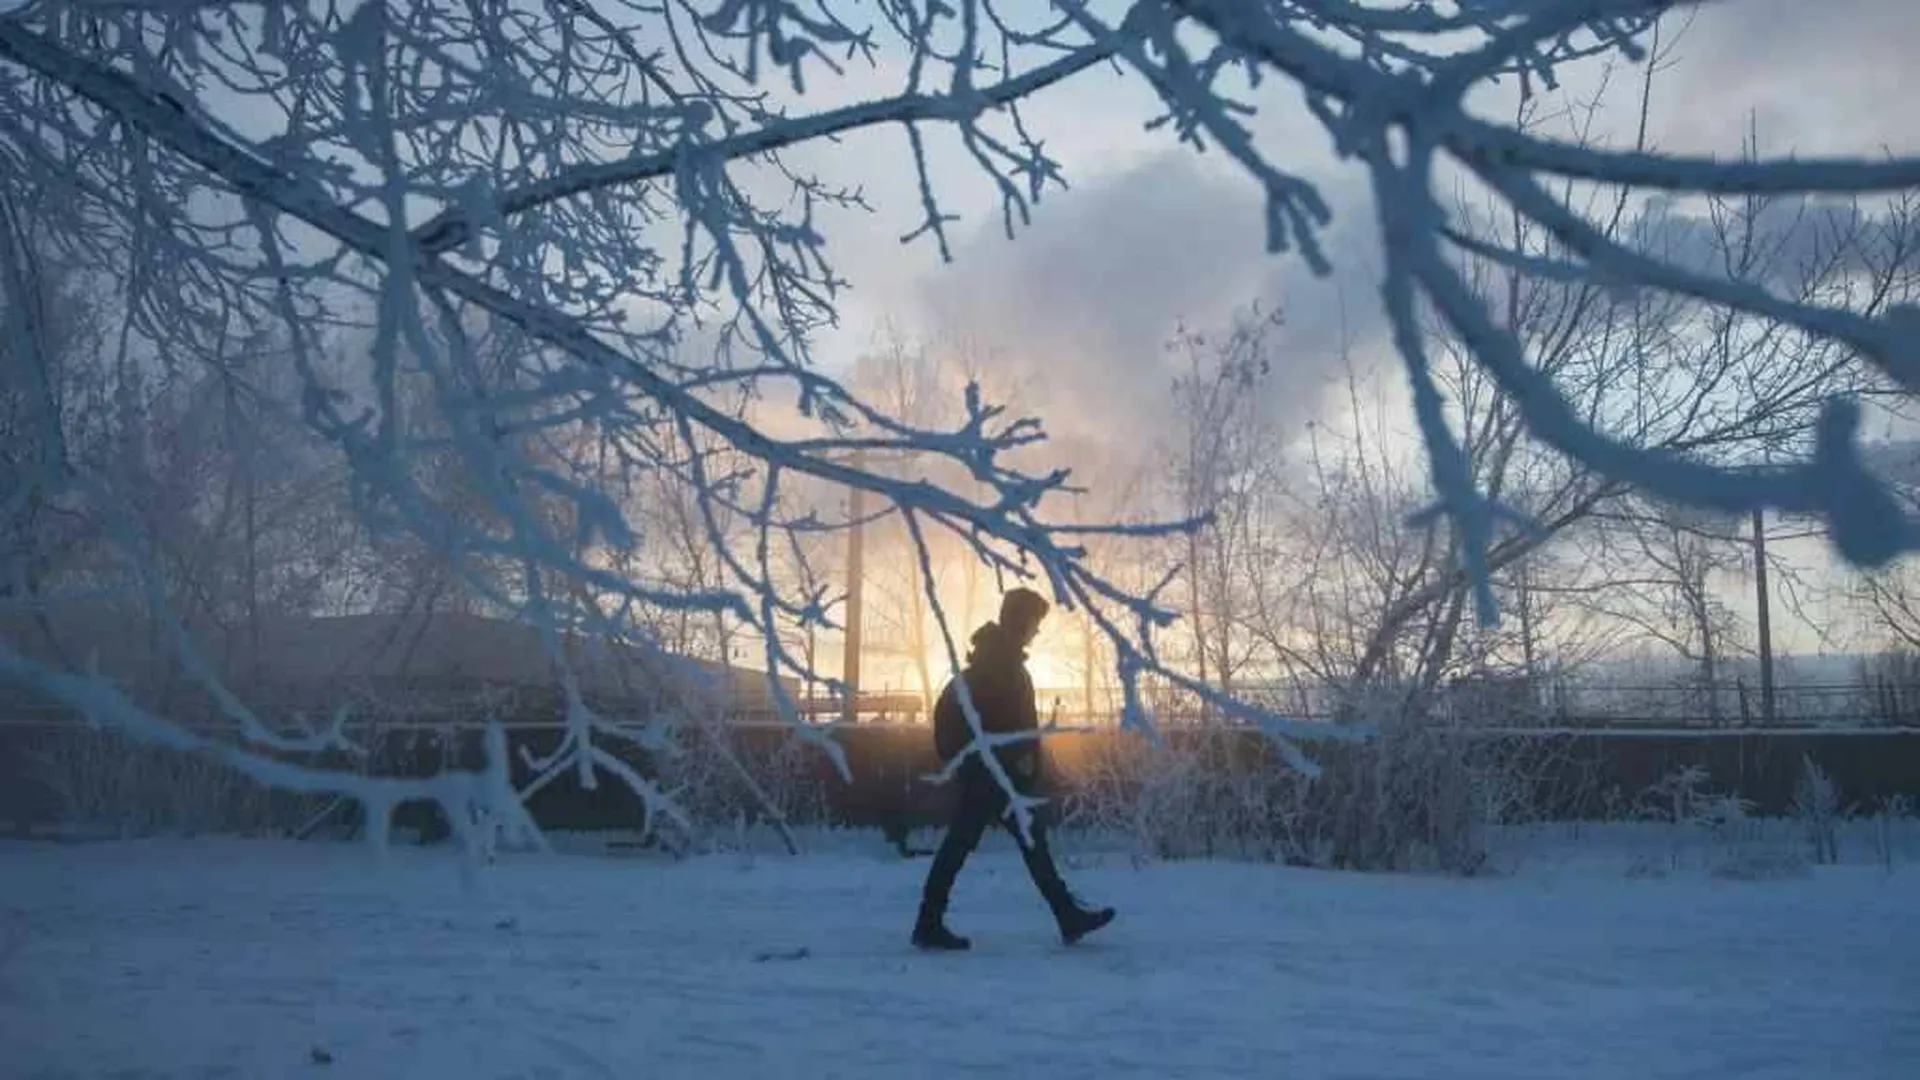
left=1056, top=901, right=1116, bottom=946
left=912, top=903, right=972, bottom=951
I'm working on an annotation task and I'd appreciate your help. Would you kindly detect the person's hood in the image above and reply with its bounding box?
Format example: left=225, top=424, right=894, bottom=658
left=967, top=621, right=1027, bottom=666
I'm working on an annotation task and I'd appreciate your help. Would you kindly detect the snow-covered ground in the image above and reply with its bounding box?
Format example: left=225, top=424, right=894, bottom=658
left=2, top=827, right=1916, bottom=1079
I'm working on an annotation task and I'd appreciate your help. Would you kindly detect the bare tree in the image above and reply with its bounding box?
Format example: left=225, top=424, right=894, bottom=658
left=0, top=219, right=114, bottom=608
left=844, top=331, right=949, bottom=714
left=1162, top=308, right=1286, bottom=705
left=1851, top=543, right=1920, bottom=654
left=1346, top=68, right=1920, bottom=690
left=1581, top=500, right=1749, bottom=714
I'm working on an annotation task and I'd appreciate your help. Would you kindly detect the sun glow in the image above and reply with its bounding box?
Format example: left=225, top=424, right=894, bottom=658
left=1023, top=648, right=1078, bottom=694
left=912, top=645, right=1077, bottom=695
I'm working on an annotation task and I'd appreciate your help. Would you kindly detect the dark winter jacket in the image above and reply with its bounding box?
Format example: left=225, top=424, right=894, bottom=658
left=932, top=621, right=1040, bottom=781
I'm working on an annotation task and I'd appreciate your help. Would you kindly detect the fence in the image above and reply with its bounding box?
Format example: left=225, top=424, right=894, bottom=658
left=5, top=709, right=1919, bottom=841
left=1017, top=676, right=1920, bottom=730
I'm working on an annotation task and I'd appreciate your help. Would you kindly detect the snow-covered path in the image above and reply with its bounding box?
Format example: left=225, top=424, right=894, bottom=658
left=2, top=835, right=1915, bottom=1079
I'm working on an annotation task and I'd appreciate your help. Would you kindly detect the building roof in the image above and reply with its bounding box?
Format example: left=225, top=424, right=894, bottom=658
left=1, top=606, right=795, bottom=715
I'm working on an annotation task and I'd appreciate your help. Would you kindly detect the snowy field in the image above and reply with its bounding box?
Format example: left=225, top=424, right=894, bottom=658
left=3, top=828, right=1917, bottom=1080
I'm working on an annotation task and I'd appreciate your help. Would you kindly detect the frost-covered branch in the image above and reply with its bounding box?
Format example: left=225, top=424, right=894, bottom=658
left=411, top=37, right=1118, bottom=257
left=1130, top=0, right=1920, bottom=609
left=0, top=0, right=1333, bottom=841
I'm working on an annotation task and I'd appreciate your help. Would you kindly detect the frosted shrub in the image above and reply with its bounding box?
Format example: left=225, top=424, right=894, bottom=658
left=1633, top=765, right=1806, bottom=878
left=1311, top=714, right=1486, bottom=875
left=651, top=722, right=824, bottom=854
left=1055, top=710, right=1505, bottom=875
left=27, top=729, right=328, bottom=838
left=1056, top=729, right=1294, bottom=862
left=1868, top=794, right=1915, bottom=870
left=1792, top=755, right=1843, bottom=865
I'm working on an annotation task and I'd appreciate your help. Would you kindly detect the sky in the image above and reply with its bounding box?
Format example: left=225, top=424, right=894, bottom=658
left=809, top=0, right=1920, bottom=400
left=765, top=0, right=1920, bottom=659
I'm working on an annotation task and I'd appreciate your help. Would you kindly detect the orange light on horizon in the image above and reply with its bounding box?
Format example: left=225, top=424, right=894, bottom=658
left=1024, top=648, right=1079, bottom=693
left=910, top=645, right=1081, bottom=695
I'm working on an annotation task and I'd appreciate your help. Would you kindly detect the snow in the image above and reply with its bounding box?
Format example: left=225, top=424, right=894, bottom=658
left=3, top=830, right=1916, bottom=1079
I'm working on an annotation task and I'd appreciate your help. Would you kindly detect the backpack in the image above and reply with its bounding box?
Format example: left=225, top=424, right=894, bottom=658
left=932, top=675, right=970, bottom=762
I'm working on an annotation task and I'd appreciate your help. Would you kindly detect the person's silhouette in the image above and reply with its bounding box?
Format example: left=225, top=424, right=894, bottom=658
left=912, top=588, right=1115, bottom=950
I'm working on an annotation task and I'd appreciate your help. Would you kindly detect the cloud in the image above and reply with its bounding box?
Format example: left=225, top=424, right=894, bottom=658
left=1594, top=193, right=1909, bottom=304
left=1654, top=0, right=1920, bottom=155
left=910, top=151, right=1383, bottom=446
left=830, top=0, right=1919, bottom=466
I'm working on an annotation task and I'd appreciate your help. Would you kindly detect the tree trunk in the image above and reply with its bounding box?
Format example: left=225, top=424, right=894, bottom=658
left=1186, top=530, right=1210, bottom=717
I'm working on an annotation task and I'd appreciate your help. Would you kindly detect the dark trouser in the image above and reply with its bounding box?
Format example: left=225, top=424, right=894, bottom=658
left=918, top=761, right=1073, bottom=920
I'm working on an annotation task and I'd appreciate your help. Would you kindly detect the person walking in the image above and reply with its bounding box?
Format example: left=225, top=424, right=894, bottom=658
left=912, top=588, right=1116, bottom=950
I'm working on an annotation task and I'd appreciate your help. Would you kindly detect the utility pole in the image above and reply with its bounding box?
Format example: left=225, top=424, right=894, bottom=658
left=1074, top=493, right=1095, bottom=726
left=842, top=449, right=866, bottom=727
left=1517, top=554, right=1537, bottom=690
left=1082, top=611, right=1098, bottom=718
left=1752, top=507, right=1775, bottom=724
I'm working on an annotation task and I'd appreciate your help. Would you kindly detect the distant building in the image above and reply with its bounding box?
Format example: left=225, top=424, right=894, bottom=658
left=1, top=606, right=798, bottom=730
